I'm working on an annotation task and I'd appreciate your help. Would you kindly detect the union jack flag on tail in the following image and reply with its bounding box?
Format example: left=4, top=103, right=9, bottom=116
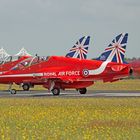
left=66, top=36, right=90, bottom=59
left=97, top=33, right=128, bottom=64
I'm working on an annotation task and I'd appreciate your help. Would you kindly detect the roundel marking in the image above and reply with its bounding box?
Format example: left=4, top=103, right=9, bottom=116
left=83, top=69, right=89, bottom=77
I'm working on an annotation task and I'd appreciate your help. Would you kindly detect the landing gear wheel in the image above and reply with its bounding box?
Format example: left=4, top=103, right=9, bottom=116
left=22, top=84, right=30, bottom=91
left=51, top=88, right=60, bottom=96
left=10, top=89, right=17, bottom=94
left=78, top=88, right=87, bottom=94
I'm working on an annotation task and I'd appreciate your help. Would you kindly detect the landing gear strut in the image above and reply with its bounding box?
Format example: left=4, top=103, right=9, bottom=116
left=48, top=80, right=60, bottom=95
left=78, top=88, right=87, bottom=94
left=51, top=88, right=60, bottom=96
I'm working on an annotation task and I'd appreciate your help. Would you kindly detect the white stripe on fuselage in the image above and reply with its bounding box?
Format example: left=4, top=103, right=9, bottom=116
left=0, top=73, right=43, bottom=77
left=88, top=61, right=110, bottom=75
left=0, top=61, right=110, bottom=78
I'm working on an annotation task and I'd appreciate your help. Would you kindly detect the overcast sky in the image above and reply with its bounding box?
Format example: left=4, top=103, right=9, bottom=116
left=0, top=0, right=140, bottom=58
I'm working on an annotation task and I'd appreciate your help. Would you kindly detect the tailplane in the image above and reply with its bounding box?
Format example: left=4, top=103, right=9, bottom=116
left=97, top=33, right=128, bottom=63
left=66, top=36, right=90, bottom=59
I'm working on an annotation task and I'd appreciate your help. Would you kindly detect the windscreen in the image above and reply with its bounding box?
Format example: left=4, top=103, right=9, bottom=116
left=11, top=56, right=49, bottom=70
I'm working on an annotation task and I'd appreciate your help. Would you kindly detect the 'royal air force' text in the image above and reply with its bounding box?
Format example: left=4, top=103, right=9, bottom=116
left=43, top=71, right=80, bottom=77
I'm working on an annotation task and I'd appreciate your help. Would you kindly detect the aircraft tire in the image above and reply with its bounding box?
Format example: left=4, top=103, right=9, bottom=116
left=52, top=88, right=60, bottom=96
left=10, top=89, right=17, bottom=94
left=79, top=88, right=87, bottom=94
left=22, top=84, right=30, bottom=91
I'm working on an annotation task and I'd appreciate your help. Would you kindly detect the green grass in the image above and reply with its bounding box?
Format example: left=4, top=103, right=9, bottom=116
left=0, top=98, right=140, bottom=140
left=89, top=79, right=140, bottom=91
left=0, top=79, right=140, bottom=139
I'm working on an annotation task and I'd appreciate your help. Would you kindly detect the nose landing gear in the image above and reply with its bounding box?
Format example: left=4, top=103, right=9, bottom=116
left=10, top=89, right=17, bottom=94
left=8, top=83, right=17, bottom=94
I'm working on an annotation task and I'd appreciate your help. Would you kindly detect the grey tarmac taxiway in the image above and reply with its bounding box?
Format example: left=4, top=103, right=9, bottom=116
left=0, top=90, right=140, bottom=98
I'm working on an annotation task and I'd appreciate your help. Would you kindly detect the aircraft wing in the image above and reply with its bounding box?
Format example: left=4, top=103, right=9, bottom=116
left=39, top=75, right=82, bottom=83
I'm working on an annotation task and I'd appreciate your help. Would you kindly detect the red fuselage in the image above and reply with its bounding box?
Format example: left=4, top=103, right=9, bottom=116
left=0, top=56, right=131, bottom=89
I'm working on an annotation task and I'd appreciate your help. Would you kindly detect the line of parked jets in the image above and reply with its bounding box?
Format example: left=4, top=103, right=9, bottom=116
left=0, top=33, right=133, bottom=95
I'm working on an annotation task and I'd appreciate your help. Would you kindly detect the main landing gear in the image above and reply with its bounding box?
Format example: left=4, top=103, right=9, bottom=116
left=50, top=87, right=87, bottom=95
left=78, top=88, right=87, bottom=94
left=51, top=88, right=60, bottom=96
left=49, top=81, right=60, bottom=96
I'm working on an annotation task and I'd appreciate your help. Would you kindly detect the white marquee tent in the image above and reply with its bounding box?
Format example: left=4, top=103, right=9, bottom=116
left=15, top=47, right=32, bottom=57
left=0, top=48, right=10, bottom=62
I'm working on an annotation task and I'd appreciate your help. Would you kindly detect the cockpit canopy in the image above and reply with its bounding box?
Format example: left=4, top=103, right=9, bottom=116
left=11, top=56, right=50, bottom=70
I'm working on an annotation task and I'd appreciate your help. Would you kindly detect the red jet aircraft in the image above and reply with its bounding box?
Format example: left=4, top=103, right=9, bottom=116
left=0, top=33, right=132, bottom=95
left=9, top=33, right=126, bottom=92
left=0, top=55, right=132, bottom=95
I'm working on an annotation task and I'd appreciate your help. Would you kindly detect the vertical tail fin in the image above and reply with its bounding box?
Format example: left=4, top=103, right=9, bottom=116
left=97, top=33, right=128, bottom=63
left=66, top=36, right=90, bottom=59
